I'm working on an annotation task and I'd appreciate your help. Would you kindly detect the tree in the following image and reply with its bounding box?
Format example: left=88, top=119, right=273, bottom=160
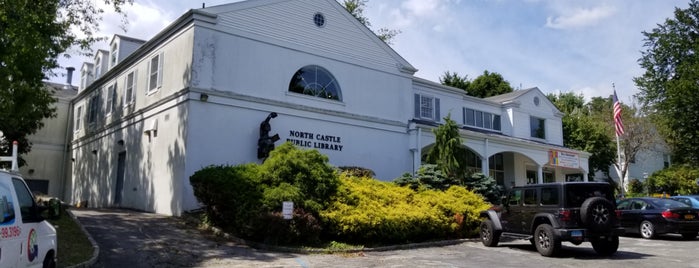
left=548, top=93, right=616, bottom=180
left=0, top=0, right=130, bottom=164
left=467, top=70, right=513, bottom=98
left=439, top=71, right=470, bottom=91
left=634, top=0, right=699, bottom=165
left=342, top=0, right=400, bottom=44
left=425, top=115, right=468, bottom=177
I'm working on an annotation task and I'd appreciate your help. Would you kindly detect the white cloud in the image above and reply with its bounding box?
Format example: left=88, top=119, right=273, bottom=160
left=545, top=5, right=616, bottom=29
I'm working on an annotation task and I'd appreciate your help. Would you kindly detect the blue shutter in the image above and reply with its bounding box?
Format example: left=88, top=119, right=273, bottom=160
left=462, top=107, right=466, bottom=125
left=414, top=94, right=420, bottom=118
left=434, top=98, right=440, bottom=121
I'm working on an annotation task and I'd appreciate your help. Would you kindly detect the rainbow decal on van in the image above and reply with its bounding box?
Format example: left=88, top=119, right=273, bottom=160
left=27, top=228, right=38, bottom=262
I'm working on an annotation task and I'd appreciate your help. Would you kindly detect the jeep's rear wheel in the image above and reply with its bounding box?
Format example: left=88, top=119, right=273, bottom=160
left=534, top=224, right=561, bottom=257
left=591, top=235, right=619, bottom=256
left=580, top=197, right=615, bottom=231
left=640, top=220, right=656, bottom=239
left=480, top=219, right=500, bottom=247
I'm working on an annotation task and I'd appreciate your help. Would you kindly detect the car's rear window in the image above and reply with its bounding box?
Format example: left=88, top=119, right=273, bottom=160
left=565, top=184, right=614, bottom=207
left=648, top=198, right=689, bottom=209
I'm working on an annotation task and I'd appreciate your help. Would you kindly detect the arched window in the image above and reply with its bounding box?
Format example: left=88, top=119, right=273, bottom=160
left=288, top=65, right=342, bottom=101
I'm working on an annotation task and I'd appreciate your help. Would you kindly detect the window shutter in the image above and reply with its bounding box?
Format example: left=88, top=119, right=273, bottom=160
left=414, top=94, right=420, bottom=118
left=133, top=69, right=138, bottom=102
left=462, top=107, right=466, bottom=125
left=157, top=52, right=164, bottom=88
left=434, top=98, right=440, bottom=121
left=146, top=61, right=151, bottom=92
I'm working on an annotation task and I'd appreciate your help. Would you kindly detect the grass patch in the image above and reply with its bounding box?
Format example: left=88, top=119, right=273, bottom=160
left=46, top=207, right=93, bottom=267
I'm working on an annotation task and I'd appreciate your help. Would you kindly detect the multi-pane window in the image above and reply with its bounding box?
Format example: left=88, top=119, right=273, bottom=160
left=147, top=52, right=163, bottom=93
left=464, top=108, right=501, bottom=131
left=88, top=92, right=101, bottom=124
left=414, top=94, right=440, bottom=121
left=94, top=58, right=101, bottom=79
left=489, top=153, right=504, bottom=186
left=421, top=95, right=433, bottom=118
left=110, top=43, right=118, bottom=67
left=125, top=71, right=136, bottom=105
left=530, top=116, right=546, bottom=139
left=74, top=105, right=83, bottom=131
left=288, top=65, right=342, bottom=100
left=105, top=83, right=116, bottom=115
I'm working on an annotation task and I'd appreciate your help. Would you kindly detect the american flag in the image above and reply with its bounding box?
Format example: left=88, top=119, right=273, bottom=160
left=613, top=90, right=625, bottom=136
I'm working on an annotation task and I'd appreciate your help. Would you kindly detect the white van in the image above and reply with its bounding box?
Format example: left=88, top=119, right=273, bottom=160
left=0, top=141, right=57, bottom=268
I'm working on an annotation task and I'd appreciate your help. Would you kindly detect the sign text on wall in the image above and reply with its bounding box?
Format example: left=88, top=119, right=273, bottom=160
left=287, top=130, right=344, bottom=151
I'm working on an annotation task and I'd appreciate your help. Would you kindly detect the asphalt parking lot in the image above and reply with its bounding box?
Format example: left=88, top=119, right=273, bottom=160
left=72, top=208, right=699, bottom=268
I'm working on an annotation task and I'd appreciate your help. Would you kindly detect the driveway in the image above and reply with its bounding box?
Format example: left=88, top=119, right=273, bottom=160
left=70, top=208, right=304, bottom=267
left=72, top=208, right=699, bottom=267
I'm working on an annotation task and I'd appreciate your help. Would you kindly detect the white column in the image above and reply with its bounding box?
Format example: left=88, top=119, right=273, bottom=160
left=537, top=166, right=544, bottom=184
left=481, top=155, right=489, bottom=175
left=583, top=172, right=588, bottom=182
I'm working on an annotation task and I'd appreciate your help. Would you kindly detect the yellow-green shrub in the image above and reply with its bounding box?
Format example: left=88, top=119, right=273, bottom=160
left=320, top=174, right=490, bottom=244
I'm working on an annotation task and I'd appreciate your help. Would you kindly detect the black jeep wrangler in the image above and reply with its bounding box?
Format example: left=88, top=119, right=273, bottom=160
left=479, top=182, right=624, bottom=257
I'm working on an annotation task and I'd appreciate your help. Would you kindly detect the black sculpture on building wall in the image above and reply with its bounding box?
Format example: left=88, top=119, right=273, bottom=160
left=257, top=112, right=280, bottom=159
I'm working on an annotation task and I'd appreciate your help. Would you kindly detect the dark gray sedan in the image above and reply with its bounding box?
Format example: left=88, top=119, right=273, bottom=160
left=616, top=197, right=699, bottom=239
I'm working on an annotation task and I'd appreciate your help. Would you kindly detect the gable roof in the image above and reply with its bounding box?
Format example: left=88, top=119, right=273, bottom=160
left=199, top=0, right=416, bottom=75
left=485, top=87, right=539, bottom=103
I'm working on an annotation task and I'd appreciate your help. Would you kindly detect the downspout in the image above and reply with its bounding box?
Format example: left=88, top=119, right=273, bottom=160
left=60, top=97, right=75, bottom=201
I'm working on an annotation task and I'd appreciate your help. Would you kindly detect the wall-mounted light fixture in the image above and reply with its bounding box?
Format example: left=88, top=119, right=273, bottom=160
left=28, top=169, right=35, bottom=175
left=117, top=139, right=124, bottom=146
left=200, top=93, right=209, bottom=102
left=91, top=149, right=97, bottom=154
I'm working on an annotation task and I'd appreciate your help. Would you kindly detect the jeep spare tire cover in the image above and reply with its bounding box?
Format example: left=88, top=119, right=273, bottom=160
left=580, top=197, right=615, bottom=231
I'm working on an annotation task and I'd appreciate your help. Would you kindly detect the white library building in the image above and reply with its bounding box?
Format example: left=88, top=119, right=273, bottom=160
left=67, top=0, right=591, bottom=216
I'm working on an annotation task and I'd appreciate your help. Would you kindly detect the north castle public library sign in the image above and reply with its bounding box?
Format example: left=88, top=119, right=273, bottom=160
left=286, top=130, right=344, bottom=151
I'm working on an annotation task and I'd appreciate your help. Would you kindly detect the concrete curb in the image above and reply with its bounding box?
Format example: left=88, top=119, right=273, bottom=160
left=201, top=223, right=478, bottom=254
left=65, top=208, right=100, bottom=268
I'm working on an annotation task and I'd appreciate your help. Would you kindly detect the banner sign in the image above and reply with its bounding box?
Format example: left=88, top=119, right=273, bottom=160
left=549, top=150, right=579, bottom=168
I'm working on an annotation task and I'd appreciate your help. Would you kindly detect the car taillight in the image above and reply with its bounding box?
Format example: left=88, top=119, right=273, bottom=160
left=616, top=210, right=622, bottom=218
left=661, top=210, right=680, bottom=219
left=559, top=209, right=572, bottom=221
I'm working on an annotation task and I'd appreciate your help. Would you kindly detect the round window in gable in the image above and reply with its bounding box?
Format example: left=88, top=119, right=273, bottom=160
left=534, top=96, right=540, bottom=106
left=313, top=13, right=325, bottom=27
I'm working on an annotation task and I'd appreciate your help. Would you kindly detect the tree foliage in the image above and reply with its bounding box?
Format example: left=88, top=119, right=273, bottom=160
left=439, top=71, right=470, bottom=91
left=548, top=93, right=615, bottom=179
left=645, top=164, right=699, bottom=195
left=468, top=70, right=514, bottom=98
left=425, top=116, right=468, bottom=177
left=439, top=70, right=513, bottom=98
left=342, top=0, right=400, bottom=44
left=634, top=0, right=699, bottom=165
left=0, top=0, right=130, bottom=162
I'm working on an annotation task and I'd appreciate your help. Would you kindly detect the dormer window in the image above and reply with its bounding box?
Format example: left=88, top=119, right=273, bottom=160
left=530, top=116, right=546, bottom=139
left=94, top=57, right=101, bottom=79
left=110, top=43, right=118, bottom=67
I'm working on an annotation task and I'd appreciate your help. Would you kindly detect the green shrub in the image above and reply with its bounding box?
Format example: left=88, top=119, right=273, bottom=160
left=463, top=173, right=503, bottom=204
left=252, top=208, right=322, bottom=246
left=321, top=174, right=489, bottom=244
left=646, top=165, right=699, bottom=195
left=393, top=164, right=452, bottom=190
left=260, top=142, right=339, bottom=213
left=338, top=166, right=376, bottom=177
left=189, top=164, right=263, bottom=237
left=626, top=178, right=644, bottom=195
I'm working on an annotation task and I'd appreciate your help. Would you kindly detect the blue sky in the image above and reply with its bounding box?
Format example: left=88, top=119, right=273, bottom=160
left=52, top=0, right=689, bottom=104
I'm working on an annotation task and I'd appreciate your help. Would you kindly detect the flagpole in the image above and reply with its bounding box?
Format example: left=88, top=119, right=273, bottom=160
left=613, top=83, right=625, bottom=196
